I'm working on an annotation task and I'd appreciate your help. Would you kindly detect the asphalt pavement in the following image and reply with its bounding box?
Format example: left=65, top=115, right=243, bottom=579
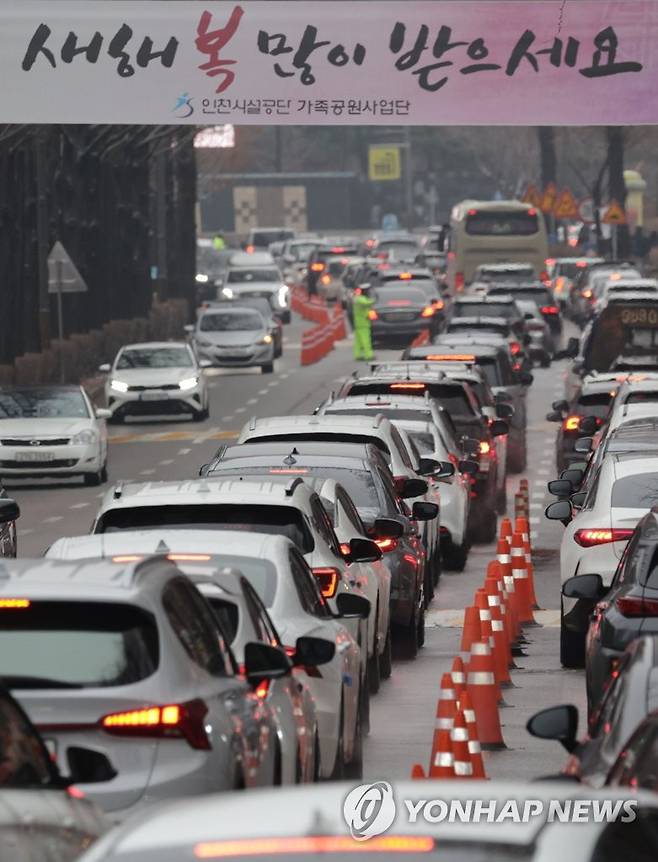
left=8, top=314, right=585, bottom=782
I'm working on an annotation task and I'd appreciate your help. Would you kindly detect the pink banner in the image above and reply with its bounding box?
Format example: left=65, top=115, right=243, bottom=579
left=2, top=1, right=658, bottom=124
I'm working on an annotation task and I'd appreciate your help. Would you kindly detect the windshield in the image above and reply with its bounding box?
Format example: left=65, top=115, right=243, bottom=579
left=200, top=311, right=264, bottom=332
left=0, top=389, right=90, bottom=419
left=0, top=602, right=158, bottom=688
left=96, top=505, right=314, bottom=554
left=227, top=269, right=280, bottom=283
left=116, top=347, right=193, bottom=369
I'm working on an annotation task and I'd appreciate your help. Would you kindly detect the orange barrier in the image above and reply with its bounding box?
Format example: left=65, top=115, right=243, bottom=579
left=410, top=329, right=431, bottom=348
left=331, top=303, right=347, bottom=341
left=300, top=322, right=334, bottom=366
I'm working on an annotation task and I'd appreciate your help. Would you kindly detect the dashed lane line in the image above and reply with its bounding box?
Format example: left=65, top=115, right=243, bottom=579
left=159, top=459, right=175, bottom=466
left=235, top=407, right=246, bottom=414
left=246, top=398, right=258, bottom=405
left=43, top=516, right=63, bottom=524
left=69, top=502, right=90, bottom=510
left=178, top=448, right=192, bottom=456
left=258, top=389, right=268, bottom=396
left=140, top=469, right=156, bottom=476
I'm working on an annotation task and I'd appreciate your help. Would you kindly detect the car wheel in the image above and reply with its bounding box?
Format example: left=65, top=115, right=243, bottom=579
left=443, top=539, right=469, bottom=572
left=343, top=693, right=364, bottom=781
left=540, top=352, right=551, bottom=368
left=472, top=504, right=497, bottom=543
left=395, top=613, right=419, bottom=660
left=508, top=437, right=527, bottom=473
left=281, top=311, right=291, bottom=324
left=261, top=362, right=274, bottom=374
left=83, top=470, right=102, bottom=487
left=417, top=608, right=426, bottom=648
left=379, top=627, right=393, bottom=680
left=367, top=649, right=381, bottom=696
left=192, top=408, right=209, bottom=422
left=495, top=483, right=508, bottom=516
left=560, top=602, right=586, bottom=669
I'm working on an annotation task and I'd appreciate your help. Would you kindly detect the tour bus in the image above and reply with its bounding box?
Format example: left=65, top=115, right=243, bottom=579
left=447, top=199, right=549, bottom=291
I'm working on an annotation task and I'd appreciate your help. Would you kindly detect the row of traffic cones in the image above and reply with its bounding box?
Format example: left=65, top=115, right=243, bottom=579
left=411, top=485, right=539, bottom=780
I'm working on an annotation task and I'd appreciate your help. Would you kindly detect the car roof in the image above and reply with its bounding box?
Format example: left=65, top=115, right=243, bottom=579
left=324, top=395, right=431, bottom=409
left=245, top=414, right=389, bottom=432
left=448, top=316, right=509, bottom=327
left=118, top=342, right=190, bottom=351
left=579, top=378, right=619, bottom=395
left=219, top=440, right=379, bottom=460
left=478, top=262, right=535, bottom=271
left=610, top=452, right=658, bottom=477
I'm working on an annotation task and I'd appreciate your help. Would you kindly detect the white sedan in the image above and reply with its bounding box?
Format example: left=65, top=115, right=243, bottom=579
left=0, top=385, right=109, bottom=485
left=546, top=452, right=658, bottom=667
left=46, top=529, right=364, bottom=782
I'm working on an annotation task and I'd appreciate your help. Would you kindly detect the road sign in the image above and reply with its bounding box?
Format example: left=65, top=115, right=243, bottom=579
left=368, top=146, right=401, bottom=181
left=578, top=197, right=595, bottom=224
left=47, top=242, right=88, bottom=294
left=553, top=188, right=580, bottom=220
left=540, top=182, right=558, bottom=215
left=602, top=200, right=627, bottom=225
left=522, top=184, right=542, bottom=208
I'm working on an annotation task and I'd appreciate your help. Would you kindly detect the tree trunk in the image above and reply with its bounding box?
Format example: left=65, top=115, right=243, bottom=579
left=537, top=127, right=557, bottom=188
left=606, top=126, right=629, bottom=257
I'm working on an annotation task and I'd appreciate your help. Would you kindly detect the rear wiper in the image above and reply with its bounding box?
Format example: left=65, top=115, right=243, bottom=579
left=2, top=675, right=84, bottom=689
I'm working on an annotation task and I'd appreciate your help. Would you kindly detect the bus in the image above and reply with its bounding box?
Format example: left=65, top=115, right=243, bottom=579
left=447, top=200, right=549, bottom=291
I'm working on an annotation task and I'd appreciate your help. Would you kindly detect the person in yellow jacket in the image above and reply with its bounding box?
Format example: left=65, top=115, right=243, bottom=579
left=352, top=284, right=375, bottom=361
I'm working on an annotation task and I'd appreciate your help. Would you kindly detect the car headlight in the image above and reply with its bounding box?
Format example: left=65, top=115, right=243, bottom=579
left=259, top=334, right=273, bottom=345
left=277, top=286, right=289, bottom=307
left=71, top=429, right=98, bottom=446
left=110, top=379, right=129, bottom=393
left=179, top=376, right=199, bottom=391
left=221, top=287, right=234, bottom=299
left=195, top=273, right=209, bottom=283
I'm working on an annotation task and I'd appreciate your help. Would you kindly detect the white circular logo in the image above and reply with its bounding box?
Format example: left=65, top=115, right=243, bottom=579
left=343, top=781, right=396, bottom=841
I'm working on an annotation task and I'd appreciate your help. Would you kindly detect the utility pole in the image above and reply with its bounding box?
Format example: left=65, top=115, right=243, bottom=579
left=403, top=126, right=414, bottom=231
left=35, top=131, right=50, bottom=350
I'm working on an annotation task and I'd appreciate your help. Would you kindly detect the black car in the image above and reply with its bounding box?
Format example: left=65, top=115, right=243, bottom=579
left=369, top=284, right=440, bottom=346
left=404, top=341, right=532, bottom=473
left=200, top=441, right=430, bottom=660
left=375, top=269, right=448, bottom=324
left=563, top=505, right=658, bottom=714
left=486, top=283, right=562, bottom=334
left=546, top=377, right=616, bottom=471
left=606, top=706, right=658, bottom=791
left=450, top=295, right=526, bottom=337
left=527, top=634, right=658, bottom=788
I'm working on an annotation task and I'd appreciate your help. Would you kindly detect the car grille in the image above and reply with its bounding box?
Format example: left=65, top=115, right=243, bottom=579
left=0, top=438, right=70, bottom=446
left=0, top=459, right=78, bottom=468
left=218, top=354, right=256, bottom=362
left=381, top=312, right=418, bottom=322
left=127, top=384, right=180, bottom=392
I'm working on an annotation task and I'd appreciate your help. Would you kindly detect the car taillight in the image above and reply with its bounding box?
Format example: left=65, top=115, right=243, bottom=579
left=574, top=529, right=634, bottom=548
left=433, top=298, right=445, bottom=310
left=455, top=272, right=465, bottom=291
left=100, top=699, right=210, bottom=750
left=339, top=542, right=351, bottom=557
left=540, top=305, right=559, bottom=314
left=375, top=537, right=399, bottom=553
left=254, top=679, right=270, bottom=699
left=563, top=415, right=581, bottom=431
left=540, top=270, right=550, bottom=283
left=420, top=306, right=435, bottom=318
left=310, top=262, right=324, bottom=272
left=582, top=288, right=593, bottom=299
left=615, top=596, right=658, bottom=617
left=510, top=341, right=521, bottom=355
left=67, top=785, right=85, bottom=800
left=479, top=440, right=491, bottom=455
left=312, top=567, right=340, bottom=598
left=245, top=245, right=255, bottom=253
left=368, top=309, right=378, bottom=321
left=320, top=274, right=331, bottom=285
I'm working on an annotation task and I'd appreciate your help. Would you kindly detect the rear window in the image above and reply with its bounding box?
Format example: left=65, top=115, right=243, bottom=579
left=447, top=323, right=508, bottom=337
left=96, top=505, right=314, bottom=554
left=453, top=302, right=517, bottom=320
left=466, top=210, right=539, bottom=237
left=346, top=382, right=473, bottom=417
left=409, top=431, right=435, bottom=455
left=0, top=602, right=158, bottom=688
left=577, top=392, right=613, bottom=416
left=611, top=473, right=658, bottom=508
left=472, top=357, right=501, bottom=387
left=247, top=432, right=391, bottom=456
left=375, top=287, right=427, bottom=305
left=626, top=391, right=658, bottom=404
left=488, top=288, right=552, bottom=306
left=184, top=555, right=278, bottom=609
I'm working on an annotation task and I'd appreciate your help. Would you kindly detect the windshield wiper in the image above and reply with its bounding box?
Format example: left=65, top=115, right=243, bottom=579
left=2, top=675, right=84, bottom=689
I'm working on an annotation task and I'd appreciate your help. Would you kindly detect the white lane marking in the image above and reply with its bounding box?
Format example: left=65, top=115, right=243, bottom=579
left=531, top=491, right=545, bottom=500
left=530, top=516, right=540, bottom=526
left=530, top=531, right=539, bottom=541
left=537, top=467, right=550, bottom=476
left=69, top=502, right=90, bottom=510
left=178, top=448, right=192, bottom=455
left=159, top=459, right=175, bottom=466
left=235, top=407, right=246, bottom=414
left=529, top=502, right=543, bottom=510
left=192, top=426, right=222, bottom=445
left=246, top=398, right=258, bottom=405
left=268, top=381, right=279, bottom=387
left=21, top=528, right=34, bottom=535
left=258, top=389, right=268, bottom=395
left=280, top=372, right=290, bottom=379
left=140, top=469, right=156, bottom=476
left=43, top=516, right=63, bottom=524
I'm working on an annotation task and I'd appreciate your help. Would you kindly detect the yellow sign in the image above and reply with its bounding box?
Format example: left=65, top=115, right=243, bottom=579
left=602, top=200, right=627, bottom=225
left=522, top=184, right=542, bottom=208
left=553, top=188, right=580, bottom=220
left=540, top=182, right=558, bottom=214
left=369, top=146, right=401, bottom=181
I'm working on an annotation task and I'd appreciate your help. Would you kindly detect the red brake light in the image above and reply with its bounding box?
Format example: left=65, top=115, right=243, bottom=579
left=254, top=679, right=270, bottom=700
left=67, top=785, right=85, bottom=799
left=420, top=306, right=435, bottom=318
left=563, top=415, right=581, bottom=431
left=425, top=354, right=475, bottom=362
left=574, top=529, right=634, bottom=548
left=467, top=208, right=478, bottom=216
left=528, top=208, right=537, bottom=216
left=540, top=305, right=559, bottom=314
left=510, top=341, right=521, bottom=355
left=330, top=246, right=345, bottom=253
left=576, top=260, right=588, bottom=268
left=340, top=542, right=351, bottom=557
left=367, top=309, right=378, bottom=320
left=365, top=239, right=375, bottom=248
left=245, top=245, right=255, bottom=253
left=387, top=299, right=412, bottom=306
left=194, top=836, right=435, bottom=858
left=615, top=596, right=658, bottom=617
left=167, top=554, right=212, bottom=562
left=546, top=258, right=556, bottom=267
left=268, top=468, right=309, bottom=475
left=433, top=299, right=445, bottom=310
left=390, top=382, right=426, bottom=391
left=455, top=272, right=465, bottom=291
left=312, top=567, right=340, bottom=598
left=540, top=270, right=550, bottom=283
left=100, top=700, right=210, bottom=749
left=310, top=262, right=324, bottom=272
left=375, top=537, right=399, bottom=553
left=320, top=274, right=331, bottom=285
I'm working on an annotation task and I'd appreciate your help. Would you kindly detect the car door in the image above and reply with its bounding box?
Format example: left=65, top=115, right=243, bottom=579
left=607, top=715, right=658, bottom=791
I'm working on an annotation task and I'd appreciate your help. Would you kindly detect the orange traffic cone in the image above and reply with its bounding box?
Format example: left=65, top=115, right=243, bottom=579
left=411, top=763, right=426, bottom=779
left=460, top=606, right=482, bottom=653
left=498, top=561, right=520, bottom=634
left=515, top=516, right=539, bottom=609
left=496, top=538, right=511, bottom=566
left=485, top=575, right=512, bottom=659
left=451, top=710, right=474, bottom=778
left=511, top=533, right=534, bottom=624
left=490, top=602, right=514, bottom=671
left=460, top=690, right=487, bottom=779
left=435, top=672, right=458, bottom=733
left=478, top=590, right=511, bottom=685
left=499, top=517, right=513, bottom=542
left=466, top=641, right=506, bottom=750
left=429, top=728, right=455, bottom=778
left=450, top=656, right=466, bottom=698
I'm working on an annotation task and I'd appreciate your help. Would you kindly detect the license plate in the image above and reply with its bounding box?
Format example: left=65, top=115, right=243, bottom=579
left=15, top=451, right=55, bottom=462
left=140, top=392, right=167, bottom=401
left=44, top=738, right=57, bottom=757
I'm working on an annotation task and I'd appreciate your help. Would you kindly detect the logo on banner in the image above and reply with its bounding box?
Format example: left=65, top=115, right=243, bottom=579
left=173, top=93, right=194, bottom=118
left=343, top=782, right=396, bottom=840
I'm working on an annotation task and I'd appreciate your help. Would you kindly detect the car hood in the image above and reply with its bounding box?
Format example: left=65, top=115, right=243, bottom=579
left=196, top=330, right=265, bottom=346
left=111, top=368, right=197, bottom=386
left=0, top=418, right=95, bottom=437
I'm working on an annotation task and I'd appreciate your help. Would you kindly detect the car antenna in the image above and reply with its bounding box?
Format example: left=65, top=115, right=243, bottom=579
left=283, top=450, right=298, bottom=466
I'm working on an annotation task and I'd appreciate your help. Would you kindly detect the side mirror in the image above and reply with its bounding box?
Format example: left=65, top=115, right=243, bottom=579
left=458, top=459, right=479, bottom=477
left=345, top=537, right=382, bottom=564
left=574, top=437, right=593, bottom=454
left=561, top=468, right=583, bottom=486
left=552, top=399, right=569, bottom=412
left=244, top=642, right=292, bottom=684
left=66, top=747, right=117, bottom=784
left=545, top=499, right=572, bottom=525
left=0, top=498, right=20, bottom=523
left=562, top=573, right=606, bottom=601
left=490, top=419, right=508, bottom=437
left=526, top=704, right=579, bottom=753
left=184, top=324, right=195, bottom=334
left=98, top=363, right=111, bottom=374
left=292, top=636, right=335, bottom=668
left=335, top=592, right=370, bottom=620
left=519, top=371, right=534, bottom=386
left=434, top=460, right=455, bottom=479
left=570, top=491, right=587, bottom=509
left=546, top=411, right=563, bottom=422
left=495, top=402, right=514, bottom=420
left=374, top=517, right=404, bottom=539
left=399, top=477, right=429, bottom=498
left=417, top=457, right=440, bottom=477
left=412, top=501, right=439, bottom=521
left=95, top=408, right=112, bottom=420
left=547, top=479, right=573, bottom=497
left=566, top=337, right=580, bottom=357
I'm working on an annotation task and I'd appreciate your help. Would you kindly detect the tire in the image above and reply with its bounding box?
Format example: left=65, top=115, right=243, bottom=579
left=99, top=463, right=108, bottom=484
left=83, top=470, right=102, bottom=487
left=443, top=539, right=469, bottom=572
left=368, top=641, right=381, bottom=696
left=395, top=613, right=419, bottom=660
left=361, top=668, right=371, bottom=736
left=192, top=407, right=209, bottom=422
left=328, top=702, right=345, bottom=781
left=379, top=627, right=393, bottom=680
left=472, top=504, right=497, bottom=544
left=495, top=483, right=507, bottom=516
left=560, top=605, right=586, bottom=669
left=343, top=694, right=364, bottom=781
left=261, top=362, right=274, bottom=374
left=540, top=353, right=551, bottom=368
left=417, top=608, right=426, bottom=648
left=281, top=311, right=291, bottom=324
left=508, top=436, right=527, bottom=473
